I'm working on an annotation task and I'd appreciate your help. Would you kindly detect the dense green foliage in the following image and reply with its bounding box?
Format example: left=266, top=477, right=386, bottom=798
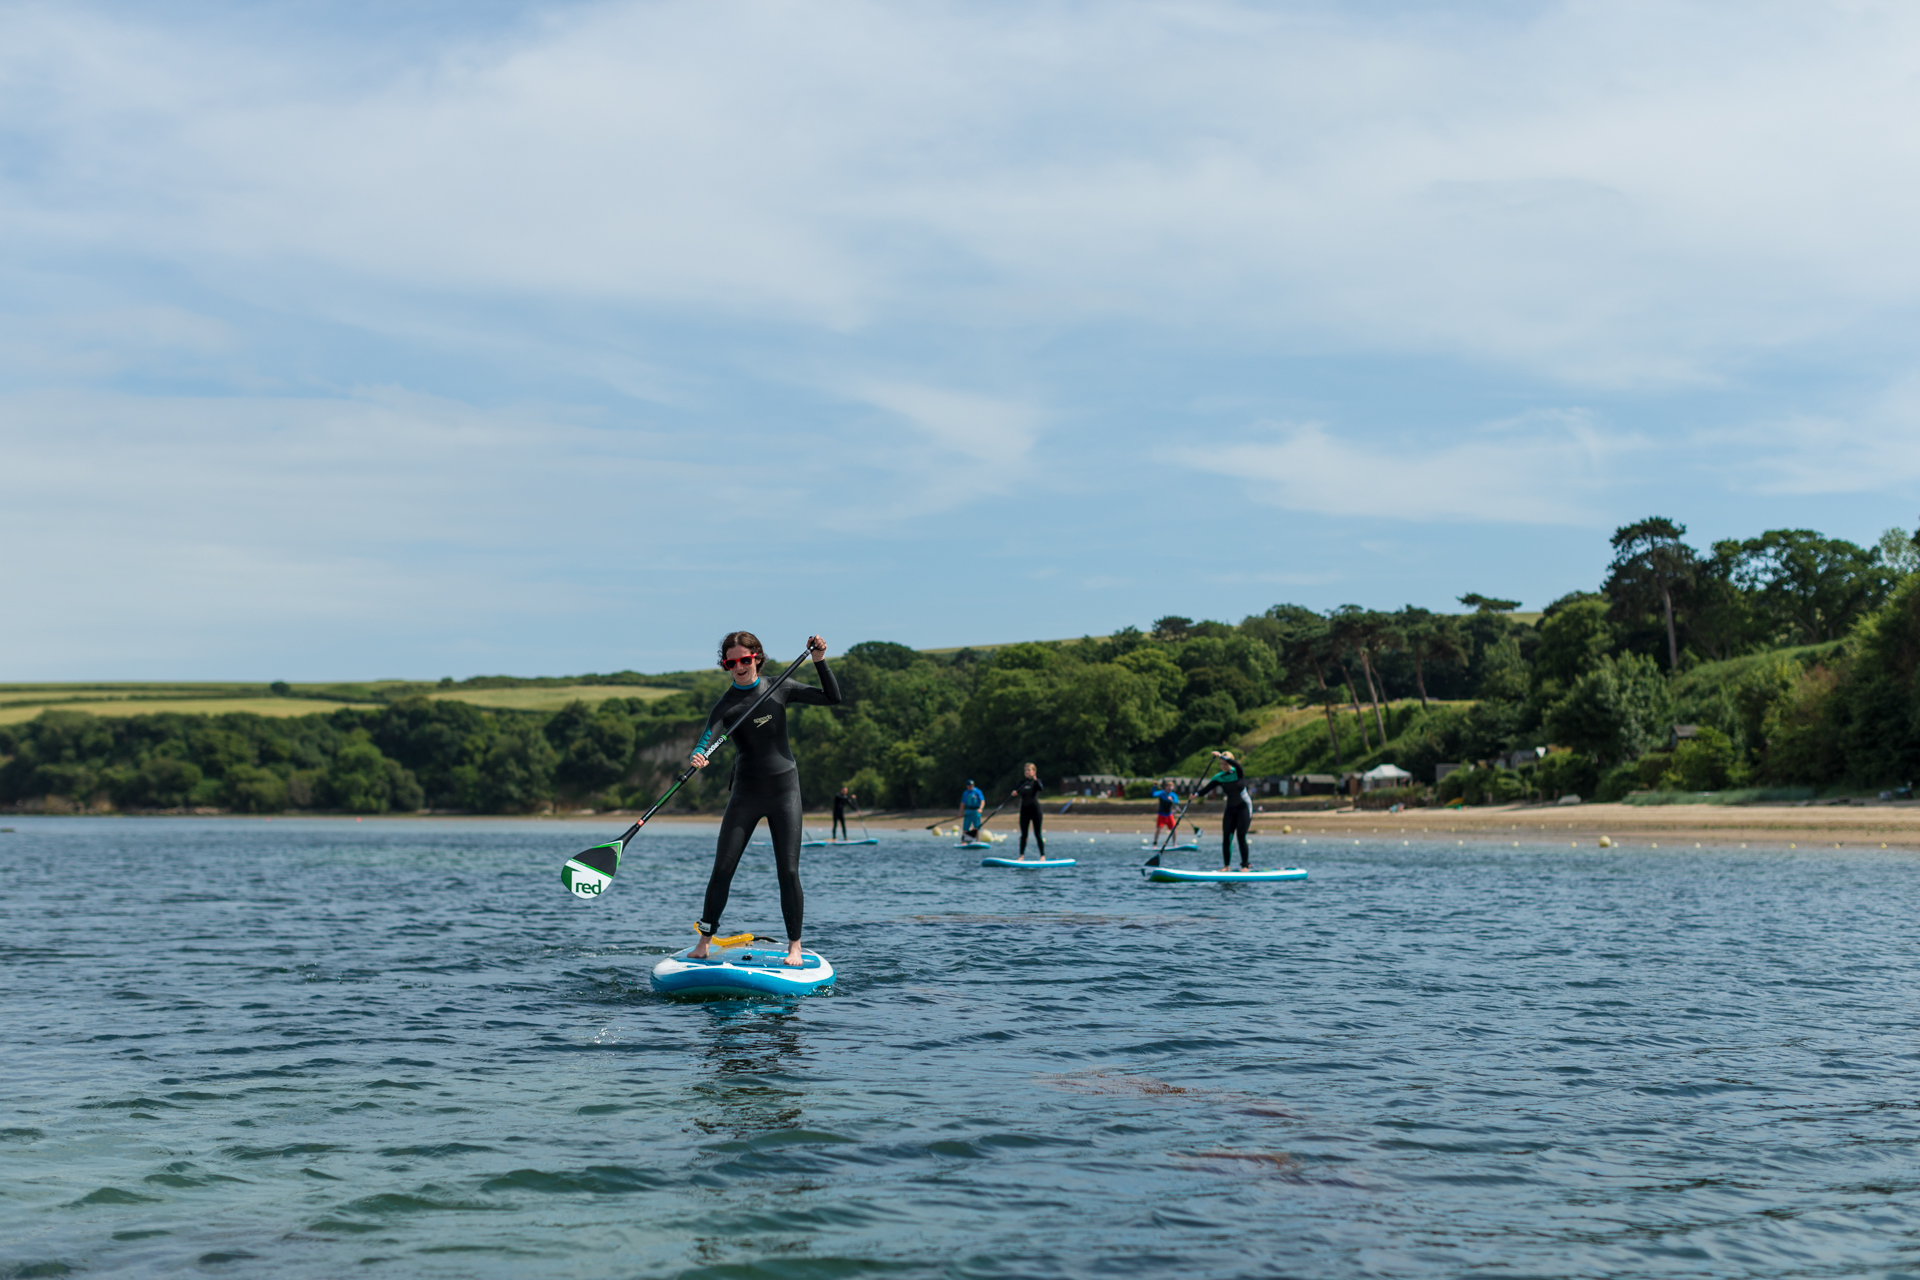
left=5, top=517, right=1919, bottom=813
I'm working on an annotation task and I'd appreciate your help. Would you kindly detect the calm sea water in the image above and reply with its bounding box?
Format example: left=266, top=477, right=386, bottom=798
left=4, top=817, right=1920, bottom=1279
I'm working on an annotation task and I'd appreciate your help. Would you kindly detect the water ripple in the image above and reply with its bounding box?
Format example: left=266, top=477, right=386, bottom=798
left=6, top=818, right=1920, bottom=1277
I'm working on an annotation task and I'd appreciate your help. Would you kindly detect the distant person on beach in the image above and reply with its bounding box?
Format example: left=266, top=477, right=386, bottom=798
left=686, top=630, right=839, bottom=967
left=1011, top=763, right=1046, bottom=859
left=960, top=780, right=985, bottom=841
left=1151, top=779, right=1182, bottom=841
left=832, top=786, right=856, bottom=841
left=1193, top=750, right=1252, bottom=871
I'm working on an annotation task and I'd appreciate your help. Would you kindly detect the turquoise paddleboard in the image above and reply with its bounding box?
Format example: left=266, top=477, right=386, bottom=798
left=981, top=856, right=1077, bottom=868
left=1142, top=865, right=1308, bottom=883
left=650, top=944, right=835, bottom=998
left=801, top=838, right=879, bottom=847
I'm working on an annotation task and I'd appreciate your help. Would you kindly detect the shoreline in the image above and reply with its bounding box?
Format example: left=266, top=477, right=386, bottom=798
left=11, top=801, right=1920, bottom=849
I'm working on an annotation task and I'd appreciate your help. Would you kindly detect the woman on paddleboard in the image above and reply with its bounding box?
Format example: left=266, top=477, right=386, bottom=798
left=688, top=631, right=839, bottom=967
left=1011, top=763, right=1046, bottom=859
left=1193, top=749, right=1252, bottom=871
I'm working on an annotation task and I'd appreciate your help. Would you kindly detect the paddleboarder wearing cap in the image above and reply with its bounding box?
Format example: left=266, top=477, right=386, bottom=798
left=959, top=780, right=985, bottom=842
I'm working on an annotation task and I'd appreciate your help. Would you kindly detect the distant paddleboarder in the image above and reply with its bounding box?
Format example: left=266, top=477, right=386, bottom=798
left=832, top=786, right=856, bottom=842
left=1193, top=750, right=1252, bottom=871
left=1151, top=779, right=1182, bottom=842
left=959, top=780, right=985, bottom=842
left=1011, top=763, right=1046, bottom=860
left=687, top=631, right=839, bottom=967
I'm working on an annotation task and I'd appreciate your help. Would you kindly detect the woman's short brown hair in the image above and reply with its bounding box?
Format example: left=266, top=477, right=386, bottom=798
left=717, top=630, right=765, bottom=665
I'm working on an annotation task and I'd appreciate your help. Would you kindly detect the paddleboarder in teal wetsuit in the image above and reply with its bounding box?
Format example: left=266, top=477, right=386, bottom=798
left=688, top=631, right=839, bottom=967
left=960, top=781, right=985, bottom=841
left=1193, top=750, right=1252, bottom=871
left=1011, top=763, right=1046, bottom=859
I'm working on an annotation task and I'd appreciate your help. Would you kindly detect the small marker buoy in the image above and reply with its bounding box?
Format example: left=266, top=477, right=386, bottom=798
left=1598, top=836, right=1613, bottom=848
left=1651, top=843, right=1658, bottom=848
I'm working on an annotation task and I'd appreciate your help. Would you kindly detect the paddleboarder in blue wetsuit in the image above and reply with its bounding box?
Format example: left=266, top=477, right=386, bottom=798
left=959, top=780, right=985, bottom=841
left=1151, top=779, right=1182, bottom=842
left=1193, top=749, right=1252, bottom=871
left=1011, top=763, right=1046, bottom=859
left=687, top=631, right=839, bottom=967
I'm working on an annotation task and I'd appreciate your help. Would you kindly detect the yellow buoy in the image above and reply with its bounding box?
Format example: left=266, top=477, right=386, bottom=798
left=1598, top=836, right=1613, bottom=848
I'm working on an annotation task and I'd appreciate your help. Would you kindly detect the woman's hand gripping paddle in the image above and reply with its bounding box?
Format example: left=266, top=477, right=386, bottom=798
left=561, top=646, right=816, bottom=900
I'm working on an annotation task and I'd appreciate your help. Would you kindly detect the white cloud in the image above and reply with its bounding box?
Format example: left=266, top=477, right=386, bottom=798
left=6, top=2, right=1920, bottom=383
left=1184, top=411, right=1638, bottom=524
left=1727, top=378, right=1920, bottom=495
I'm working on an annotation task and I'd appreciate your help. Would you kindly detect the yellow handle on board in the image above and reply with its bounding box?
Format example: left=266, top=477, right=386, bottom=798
left=694, top=928, right=758, bottom=948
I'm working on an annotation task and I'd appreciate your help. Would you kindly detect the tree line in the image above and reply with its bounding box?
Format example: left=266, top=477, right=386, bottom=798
left=4, top=517, right=1917, bottom=814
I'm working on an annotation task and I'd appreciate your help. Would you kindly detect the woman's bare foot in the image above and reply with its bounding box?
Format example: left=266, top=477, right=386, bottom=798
left=690, top=937, right=710, bottom=959
left=784, top=941, right=804, bottom=967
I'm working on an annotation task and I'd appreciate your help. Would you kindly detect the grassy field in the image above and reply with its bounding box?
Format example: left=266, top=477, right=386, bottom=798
left=429, top=685, right=678, bottom=711
left=0, top=696, right=376, bottom=725
left=0, top=678, right=683, bottom=725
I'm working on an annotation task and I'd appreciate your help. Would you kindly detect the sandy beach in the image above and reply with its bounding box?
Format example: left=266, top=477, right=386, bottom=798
left=774, top=800, right=1920, bottom=850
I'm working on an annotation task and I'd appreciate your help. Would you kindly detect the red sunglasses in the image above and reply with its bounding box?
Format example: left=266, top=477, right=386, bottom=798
left=720, top=654, right=762, bottom=671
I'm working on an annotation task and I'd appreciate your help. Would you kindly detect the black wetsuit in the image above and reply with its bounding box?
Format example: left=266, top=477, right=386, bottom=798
left=832, top=792, right=854, bottom=841
left=1014, top=775, right=1045, bottom=856
left=690, top=660, right=842, bottom=939
left=1196, top=760, right=1252, bottom=868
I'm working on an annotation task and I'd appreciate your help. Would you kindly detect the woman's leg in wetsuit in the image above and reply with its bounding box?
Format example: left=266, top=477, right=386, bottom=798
left=1227, top=803, right=1251, bottom=867
left=698, top=795, right=763, bottom=943
left=1019, top=808, right=1033, bottom=856
left=762, top=776, right=806, bottom=958
left=1028, top=809, right=1044, bottom=856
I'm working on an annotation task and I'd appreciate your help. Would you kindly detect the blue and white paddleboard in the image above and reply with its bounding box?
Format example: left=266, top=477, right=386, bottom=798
left=801, top=837, right=880, bottom=847
left=958, top=841, right=996, bottom=850
left=981, top=856, right=1078, bottom=868
left=1144, top=841, right=1200, bottom=853
left=650, top=944, right=835, bottom=999
left=1142, top=865, right=1308, bottom=883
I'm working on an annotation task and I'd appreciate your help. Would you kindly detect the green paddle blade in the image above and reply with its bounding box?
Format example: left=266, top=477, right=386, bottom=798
left=562, top=839, right=621, bottom=900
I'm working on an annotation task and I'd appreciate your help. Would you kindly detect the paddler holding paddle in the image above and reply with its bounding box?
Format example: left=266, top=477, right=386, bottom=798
left=1011, top=763, right=1047, bottom=859
left=959, top=780, right=986, bottom=843
left=1192, top=749, right=1253, bottom=871
left=687, top=631, right=839, bottom=967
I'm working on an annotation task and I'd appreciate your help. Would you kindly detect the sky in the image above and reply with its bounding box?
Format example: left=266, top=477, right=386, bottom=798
left=6, top=0, right=1920, bottom=679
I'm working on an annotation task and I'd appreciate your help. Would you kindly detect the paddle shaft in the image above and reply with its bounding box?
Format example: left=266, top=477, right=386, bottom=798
left=1157, top=766, right=1227, bottom=853
left=620, top=647, right=817, bottom=847
left=974, top=796, right=1012, bottom=832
